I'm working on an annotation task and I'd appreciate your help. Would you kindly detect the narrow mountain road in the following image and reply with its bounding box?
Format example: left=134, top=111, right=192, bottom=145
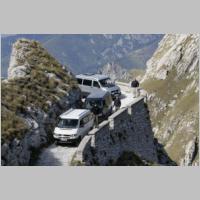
left=35, top=143, right=77, bottom=166
left=35, top=84, right=138, bottom=166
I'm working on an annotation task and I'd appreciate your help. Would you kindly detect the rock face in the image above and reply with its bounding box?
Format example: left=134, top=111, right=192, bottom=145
left=1, top=39, right=81, bottom=166
left=99, top=62, right=130, bottom=81
left=142, top=34, right=199, bottom=166
left=143, top=34, right=199, bottom=81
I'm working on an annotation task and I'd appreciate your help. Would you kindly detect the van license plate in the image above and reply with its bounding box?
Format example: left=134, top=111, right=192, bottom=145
left=60, top=138, right=67, bottom=141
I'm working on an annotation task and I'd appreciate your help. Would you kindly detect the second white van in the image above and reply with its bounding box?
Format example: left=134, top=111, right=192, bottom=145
left=53, top=109, right=94, bottom=144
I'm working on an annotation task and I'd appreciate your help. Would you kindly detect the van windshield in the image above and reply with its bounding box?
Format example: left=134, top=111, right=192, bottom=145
left=87, top=99, right=103, bottom=107
left=57, top=119, right=78, bottom=128
left=99, top=78, right=114, bottom=88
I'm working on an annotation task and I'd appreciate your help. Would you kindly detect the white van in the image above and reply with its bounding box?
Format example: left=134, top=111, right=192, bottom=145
left=76, top=73, right=121, bottom=98
left=53, top=109, right=94, bottom=143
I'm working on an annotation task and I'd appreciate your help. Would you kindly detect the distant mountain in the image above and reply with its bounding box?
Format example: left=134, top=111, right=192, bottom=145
left=99, top=62, right=130, bottom=81
left=1, top=34, right=163, bottom=77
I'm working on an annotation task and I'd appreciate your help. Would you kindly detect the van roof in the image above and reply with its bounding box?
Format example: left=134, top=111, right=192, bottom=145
left=87, top=90, right=109, bottom=99
left=76, top=73, right=109, bottom=81
left=59, top=109, right=90, bottom=119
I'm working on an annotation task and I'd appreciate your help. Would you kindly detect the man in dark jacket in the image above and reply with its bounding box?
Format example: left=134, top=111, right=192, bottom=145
left=130, top=79, right=140, bottom=98
left=114, top=95, right=121, bottom=111
left=91, top=103, right=101, bottom=128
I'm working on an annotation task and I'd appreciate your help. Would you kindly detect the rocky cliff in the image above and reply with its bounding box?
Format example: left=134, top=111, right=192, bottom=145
left=1, top=39, right=81, bottom=166
left=98, top=62, right=130, bottom=81
left=141, top=34, right=199, bottom=166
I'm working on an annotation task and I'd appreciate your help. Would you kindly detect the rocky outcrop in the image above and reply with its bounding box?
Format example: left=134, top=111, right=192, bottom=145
left=98, top=62, right=130, bottom=81
left=142, top=34, right=199, bottom=166
left=143, top=34, right=199, bottom=82
left=1, top=39, right=81, bottom=166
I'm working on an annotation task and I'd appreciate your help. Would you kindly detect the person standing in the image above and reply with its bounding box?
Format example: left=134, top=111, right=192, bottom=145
left=130, top=78, right=140, bottom=98
left=91, top=103, right=101, bottom=128
left=114, top=95, right=121, bottom=111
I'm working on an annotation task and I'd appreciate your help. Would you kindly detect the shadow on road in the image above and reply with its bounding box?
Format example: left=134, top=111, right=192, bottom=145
left=35, top=148, right=63, bottom=166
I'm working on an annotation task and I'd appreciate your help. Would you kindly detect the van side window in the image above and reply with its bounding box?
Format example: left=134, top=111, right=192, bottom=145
left=80, top=115, right=89, bottom=127
left=93, top=81, right=100, bottom=88
left=80, top=119, right=84, bottom=127
left=83, top=115, right=89, bottom=124
left=83, top=79, right=92, bottom=86
left=77, top=78, right=82, bottom=84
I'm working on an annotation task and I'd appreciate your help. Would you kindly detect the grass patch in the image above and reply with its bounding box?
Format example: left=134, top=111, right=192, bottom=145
left=1, top=39, right=78, bottom=141
left=1, top=106, right=28, bottom=142
left=142, top=67, right=191, bottom=103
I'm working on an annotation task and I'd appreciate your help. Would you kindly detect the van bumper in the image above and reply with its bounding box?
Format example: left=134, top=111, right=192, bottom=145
left=53, top=134, right=79, bottom=143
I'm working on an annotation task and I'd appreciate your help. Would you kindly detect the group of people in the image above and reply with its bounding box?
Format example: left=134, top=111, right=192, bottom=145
left=75, top=78, right=140, bottom=128
left=91, top=95, right=121, bottom=128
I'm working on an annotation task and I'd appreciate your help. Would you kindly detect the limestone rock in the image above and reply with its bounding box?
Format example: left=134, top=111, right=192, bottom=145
left=142, top=34, right=199, bottom=165
left=99, top=62, right=129, bottom=81
left=180, top=138, right=197, bottom=166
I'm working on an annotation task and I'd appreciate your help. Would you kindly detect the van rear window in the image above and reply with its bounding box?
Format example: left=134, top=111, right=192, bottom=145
left=83, top=79, right=92, bottom=86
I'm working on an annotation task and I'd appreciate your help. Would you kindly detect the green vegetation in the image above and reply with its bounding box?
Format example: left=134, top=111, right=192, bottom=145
left=142, top=68, right=191, bottom=103
left=1, top=39, right=78, bottom=142
left=1, top=106, right=28, bottom=142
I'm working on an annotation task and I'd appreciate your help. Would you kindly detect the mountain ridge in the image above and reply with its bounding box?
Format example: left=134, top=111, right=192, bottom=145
left=1, top=34, right=163, bottom=77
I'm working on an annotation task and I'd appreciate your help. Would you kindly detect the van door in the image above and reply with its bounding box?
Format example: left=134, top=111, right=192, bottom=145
left=79, top=114, right=90, bottom=137
left=92, top=80, right=101, bottom=93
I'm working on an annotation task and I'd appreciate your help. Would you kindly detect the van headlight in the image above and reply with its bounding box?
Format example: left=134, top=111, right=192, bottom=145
left=71, top=134, right=77, bottom=138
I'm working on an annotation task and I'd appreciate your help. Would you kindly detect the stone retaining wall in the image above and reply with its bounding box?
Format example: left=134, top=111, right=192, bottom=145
left=74, top=97, right=158, bottom=165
